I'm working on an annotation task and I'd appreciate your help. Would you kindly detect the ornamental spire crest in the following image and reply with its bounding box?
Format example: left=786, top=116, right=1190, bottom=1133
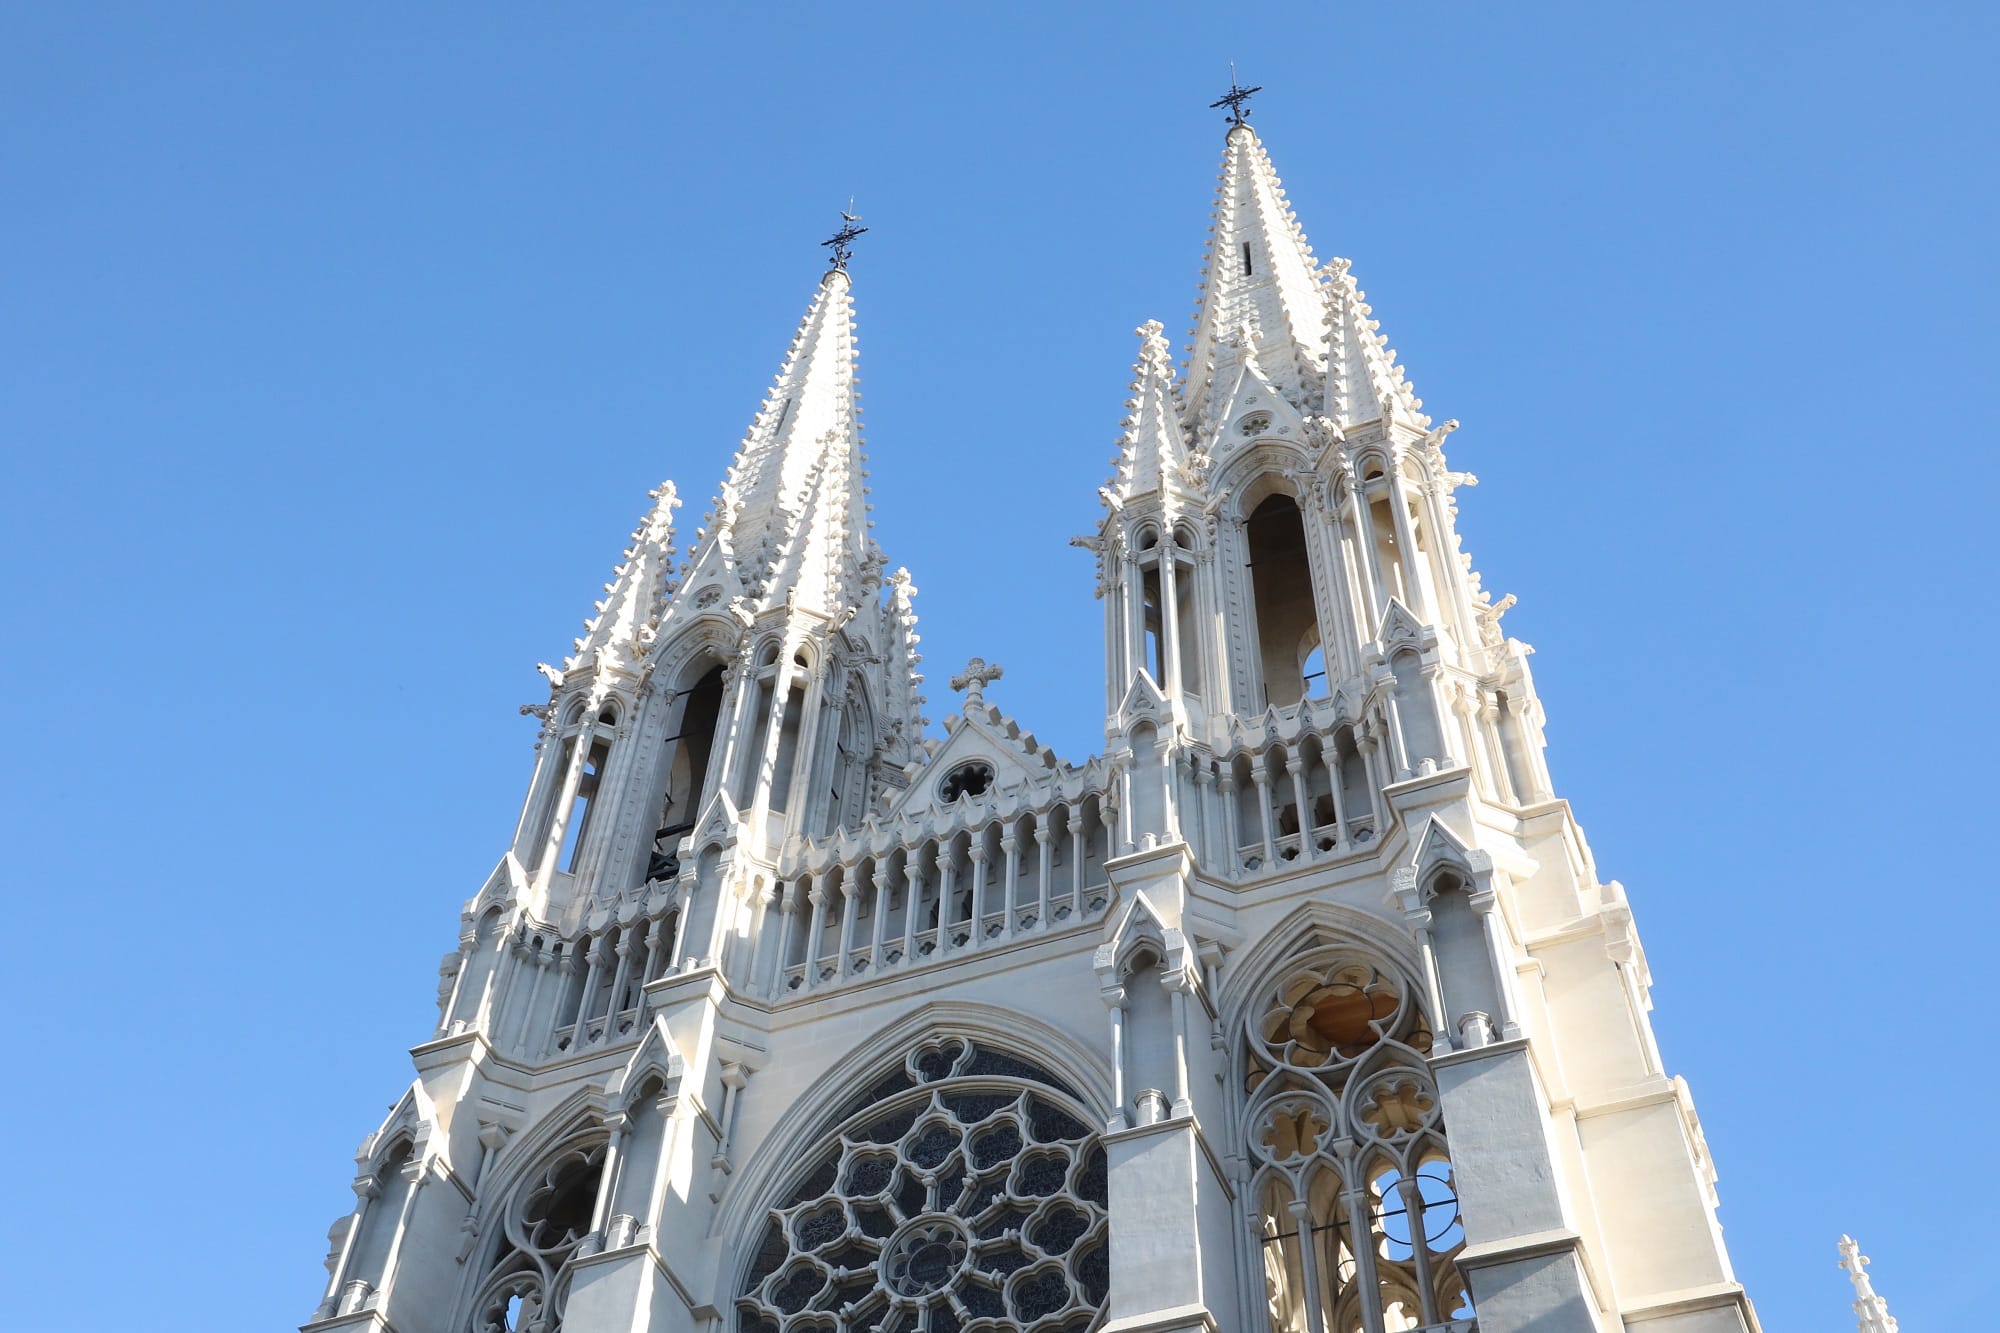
left=1183, top=124, right=1329, bottom=433
left=1838, top=1235, right=1900, bottom=1333
left=687, top=266, right=879, bottom=616
left=565, top=479, right=680, bottom=673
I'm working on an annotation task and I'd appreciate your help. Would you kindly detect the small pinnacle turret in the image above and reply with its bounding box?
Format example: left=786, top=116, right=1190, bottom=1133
left=1106, top=320, right=1195, bottom=505
left=1324, top=254, right=1428, bottom=433
left=565, top=479, right=680, bottom=673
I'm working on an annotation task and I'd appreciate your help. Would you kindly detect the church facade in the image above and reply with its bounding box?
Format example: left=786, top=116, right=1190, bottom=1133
left=303, top=117, right=1759, bottom=1333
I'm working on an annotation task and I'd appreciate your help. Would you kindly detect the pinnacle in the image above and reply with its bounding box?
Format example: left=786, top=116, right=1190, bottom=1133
left=1323, top=255, right=1429, bottom=432
left=1107, top=319, right=1193, bottom=505
left=565, top=479, right=681, bottom=672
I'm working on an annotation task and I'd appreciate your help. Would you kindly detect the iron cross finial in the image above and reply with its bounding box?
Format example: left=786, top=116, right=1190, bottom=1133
left=821, top=203, right=868, bottom=272
left=1209, top=64, right=1263, bottom=127
left=949, top=657, right=1005, bottom=708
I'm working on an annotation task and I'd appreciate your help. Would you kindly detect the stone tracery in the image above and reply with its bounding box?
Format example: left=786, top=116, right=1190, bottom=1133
left=1241, top=951, right=1472, bottom=1333
left=737, top=1038, right=1109, bottom=1333
left=467, top=1138, right=608, bottom=1333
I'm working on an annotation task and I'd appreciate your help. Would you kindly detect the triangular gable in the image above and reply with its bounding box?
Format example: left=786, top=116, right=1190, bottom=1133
left=1205, top=338, right=1308, bottom=455
left=1377, top=598, right=1425, bottom=650
left=1094, top=891, right=1173, bottom=966
left=1115, top=670, right=1169, bottom=730
left=1409, top=816, right=1492, bottom=883
left=605, top=1015, right=686, bottom=1112
left=886, top=704, right=1060, bottom=822
left=360, top=1079, right=440, bottom=1173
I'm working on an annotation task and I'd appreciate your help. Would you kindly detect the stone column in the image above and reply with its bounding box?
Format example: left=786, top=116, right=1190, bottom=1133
left=966, top=838, right=989, bottom=951
left=802, top=884, right=828, bottom=990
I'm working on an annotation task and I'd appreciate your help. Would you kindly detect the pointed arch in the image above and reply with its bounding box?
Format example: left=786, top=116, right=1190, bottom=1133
left=715, top=1000, right=1116, bottom=1254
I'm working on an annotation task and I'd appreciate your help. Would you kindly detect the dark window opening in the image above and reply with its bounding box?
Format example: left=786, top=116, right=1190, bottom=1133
left=940, top=762, right=994, bottom=803
left=1246, top=493, right=1323, bottom=710
left=649, top=664, right=725, bottom=881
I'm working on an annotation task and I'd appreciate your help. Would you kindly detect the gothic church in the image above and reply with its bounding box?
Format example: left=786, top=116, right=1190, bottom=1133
left=303, top=112, right=1759, bottom=1333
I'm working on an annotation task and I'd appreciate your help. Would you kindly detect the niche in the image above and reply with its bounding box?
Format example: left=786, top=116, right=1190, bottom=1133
left=448, top=908, right=505, bottom=1031
left=1429, top=874, right=1501, bottom=1047
left=608, top=1076, right=669, bottom=1237
left=347, top=1142, right=415, bottom=1301
left=1391, top=650, right=1440, bottom=772
left=1122, top=948, right=1177, bottom=1124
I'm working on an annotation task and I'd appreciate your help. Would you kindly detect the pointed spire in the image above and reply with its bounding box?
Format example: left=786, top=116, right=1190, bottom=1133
left=1184, top=124, right=1330, bottom=433
left=1108, top=320, right=1197, bottom=504
left=566, top=480, right=680, bottom=672
left=1838, top=1236, right=1900, bottom=1333
left=1323, top=254, right=1429, bottom=432
left=692, top=265, right=878, bottom=617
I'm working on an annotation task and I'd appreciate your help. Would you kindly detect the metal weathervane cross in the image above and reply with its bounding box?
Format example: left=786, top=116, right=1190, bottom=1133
left=1209, top=65, right=1262, bottom=126
left=822, top=205, right=868, bottom=272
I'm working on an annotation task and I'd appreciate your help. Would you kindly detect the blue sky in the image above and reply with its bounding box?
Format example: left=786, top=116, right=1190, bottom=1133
left=2, top=3, right=1994, bottom=1329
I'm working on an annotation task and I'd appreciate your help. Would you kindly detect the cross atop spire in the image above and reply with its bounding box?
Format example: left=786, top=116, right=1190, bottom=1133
left=821, top=205, right=868, bottom=272
left=1209, top=65, right=1262, bottom=127
left=950, top=657, right=1004, bottom=709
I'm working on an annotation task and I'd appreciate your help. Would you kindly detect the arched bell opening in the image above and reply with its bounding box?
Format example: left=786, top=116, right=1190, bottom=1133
left=1245, top=493, right=1325, bottom=710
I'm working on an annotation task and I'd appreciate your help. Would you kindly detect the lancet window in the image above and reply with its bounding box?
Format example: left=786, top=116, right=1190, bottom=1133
left=1132, top=524, right=1203, bottom=700
left=467, top=1137, right=609, bottom=1333
left=738, top=644, right=813, bottom=815
left=552, top=702, right=619, bottom=874
left=1242, top=951, right=1474, bottom=1333
left=738, top=1037, right=1109, bottom=1333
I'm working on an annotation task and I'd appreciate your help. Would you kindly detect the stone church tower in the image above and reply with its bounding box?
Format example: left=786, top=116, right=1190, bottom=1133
left=304, top=116, right=1760, bottom=1333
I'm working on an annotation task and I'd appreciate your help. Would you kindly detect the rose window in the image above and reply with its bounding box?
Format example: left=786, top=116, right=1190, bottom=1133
left=738, top=1038, right=1109, bottom=1333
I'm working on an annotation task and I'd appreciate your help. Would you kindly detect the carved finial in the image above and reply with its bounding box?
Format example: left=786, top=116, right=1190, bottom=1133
left=1838, top=1235, right=1900, bottom=1333
left=949, top=657, right=1004, bottom=709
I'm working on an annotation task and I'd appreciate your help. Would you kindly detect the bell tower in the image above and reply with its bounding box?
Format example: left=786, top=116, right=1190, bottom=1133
left=304, top=104, right=1758, bottom=1333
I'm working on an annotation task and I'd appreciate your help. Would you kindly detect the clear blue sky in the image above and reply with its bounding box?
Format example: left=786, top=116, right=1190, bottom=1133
left=2, top=4, right=1993, bottom=1330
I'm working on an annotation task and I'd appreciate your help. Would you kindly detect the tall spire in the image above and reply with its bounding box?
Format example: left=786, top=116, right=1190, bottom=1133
left=1107, top=320, right=1196, bottom=505
left=1183, top=123, right=1330, bottom=432
left=1838, top=1236, right=1900, bottom=1333
left=565, top=480, right=680, bottom=673
left=689, top=263, right=879, bottom=618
